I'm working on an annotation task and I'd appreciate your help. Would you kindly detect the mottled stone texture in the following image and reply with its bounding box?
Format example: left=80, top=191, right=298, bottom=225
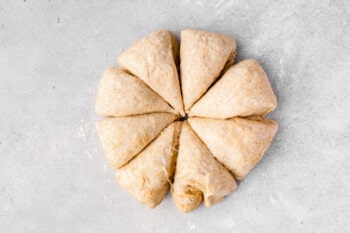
left=0, top=0, right=349, bottom=232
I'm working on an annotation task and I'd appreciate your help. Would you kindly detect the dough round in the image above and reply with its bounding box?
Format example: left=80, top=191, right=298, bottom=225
left=96, top=29, right=278, bottom=213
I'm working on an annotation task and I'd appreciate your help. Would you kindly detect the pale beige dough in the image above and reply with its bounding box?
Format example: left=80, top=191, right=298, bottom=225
left=172, top=122, right=237, bottom=213
left=118, top=30, right=184, bottom=115
left=188, top=117, right=278, bottom=180
left=95, top=67, right=175, bottom=117
left=189, top=59, right=277, bottom=119
left=180, top=29, right=236, bottom=112
left=96, top=29, right=279, bottom=213
left=116, top=121, right=182, bottom=208
left=96, top=113, right=177, bottom=169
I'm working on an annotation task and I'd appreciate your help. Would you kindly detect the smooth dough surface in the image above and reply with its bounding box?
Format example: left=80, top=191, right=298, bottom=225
left=116, top=121, right=182, bottom=208
left=189, top=59, right=277, bottom=119
left=172, top=122, right=237, bottom=213
left=118, top=30, right=184, bottom=115
left=96, top=113, right=177, bottom=169
left=95, top=67, right=175, bottom=117
left=180, top=29, right=236, bottom=112
left=189, top=117, right=278, bottom=179
left=96, top=29, right=278, bottom=213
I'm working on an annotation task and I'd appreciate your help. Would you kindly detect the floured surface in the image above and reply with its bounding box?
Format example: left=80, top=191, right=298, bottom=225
left=1, top=1, right=350, bottom=233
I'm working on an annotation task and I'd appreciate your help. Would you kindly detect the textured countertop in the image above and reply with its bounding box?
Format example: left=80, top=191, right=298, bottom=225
left=1, top=0, right=349, bottom=232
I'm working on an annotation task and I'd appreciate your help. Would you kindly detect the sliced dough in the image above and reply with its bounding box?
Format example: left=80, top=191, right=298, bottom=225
left=95, top=67, right=175, bottom=116
left=116, top=121, right=182, bottom=208
left=118, top=30, right=184, bottom=115
left=189, top=59, right=277, bottom=119
left=96, top=113, right=177, bottom=169
left=188, top=117, right=278, bottom=180
left=180, top=29, right=236, bottom=112
left=172, top=122, right=237, bottom=213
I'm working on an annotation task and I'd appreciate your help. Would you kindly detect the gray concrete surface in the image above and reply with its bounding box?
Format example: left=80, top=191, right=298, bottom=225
left=1, top=0, right=350, bottom=232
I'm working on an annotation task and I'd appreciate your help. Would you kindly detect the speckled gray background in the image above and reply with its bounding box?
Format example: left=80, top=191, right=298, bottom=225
left=1, top=0, right=349, bottom=232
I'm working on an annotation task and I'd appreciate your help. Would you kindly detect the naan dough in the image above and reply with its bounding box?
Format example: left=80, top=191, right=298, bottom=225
left=189, top=117, right=278, bottom=179
left=116, top=121, right=182, bottom=208
left=96, top=67, right=175, bottom=116
left=189, top=59, right=277, bottom=119
left=180, top=29, right=236, bottom=112
left=118, top=30, right=184, bottom=115
left=172, top=122, right=237, bottom=213
left=97, top=113, right=177, bottom=169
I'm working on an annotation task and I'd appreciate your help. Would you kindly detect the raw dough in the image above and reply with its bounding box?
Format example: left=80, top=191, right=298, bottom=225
left=189, top=117, right=278, bottom=179
left=189, top=59, right=277, bottom=119
left=96, top=67, right=175, bottom=116
left=180, top=29, right=236, bottom=112
left=118, top=30, right=184, bottom=115
left=172, top=122, right=237, bottom=213
left=96, top=113, right=177, bottom=169
left=116, top=121, right=182, bottom=208
left=96, top=29, right=278, bottom=213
